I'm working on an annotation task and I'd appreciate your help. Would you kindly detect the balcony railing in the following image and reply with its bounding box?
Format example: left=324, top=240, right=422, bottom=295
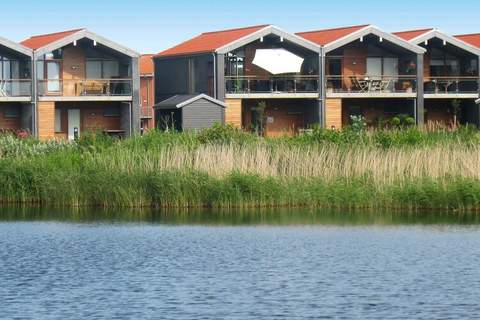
left=0, top=79, right=32, bottom=97
left=37, top=79, right=132, bottom=97
left=326, top=75, right=417, bottom=94
left=424, top=77, right=479, bottom=94
left=226, top=75, right=319, bottom=94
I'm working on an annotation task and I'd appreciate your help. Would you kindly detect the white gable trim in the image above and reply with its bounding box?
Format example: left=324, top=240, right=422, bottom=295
left=476, top=98, right=480, bottom=104
left=34, top=29, right=139, bottom=58
left=324, top=25, right=426, bottom=54
left=409, top=29, right=480, bottom=56
left=177, top=94, right=227, bottom=108
left=216, top=25, right=320, bottom=54
left=0, top=36, right=32, bottom=57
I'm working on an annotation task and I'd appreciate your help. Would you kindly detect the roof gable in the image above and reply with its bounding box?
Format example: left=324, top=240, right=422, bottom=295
left=156, top=25, right=269, bottom=57
left=455, top=33, right=480, bottom=48
left=21, top=29, right=139, bottom=58
left=296, top=25, right=370, bottom=46
left=0, top=36, right=32, bottom=57
left=399, top=29, right=480, bottom=55
left=21, top=29, right=84, bottom=50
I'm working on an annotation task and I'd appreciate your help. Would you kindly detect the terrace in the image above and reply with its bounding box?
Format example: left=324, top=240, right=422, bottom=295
left=0, top=53, right=32, bottom=100
left=325, top=34, right=419, bottom=98
left=36, top=39, right=133, bottom=101
left=224, top=34, right=320, bottom=98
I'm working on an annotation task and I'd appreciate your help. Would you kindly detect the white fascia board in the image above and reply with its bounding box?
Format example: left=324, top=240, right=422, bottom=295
left=177, top=94, right=227, bottom=108
left=410, top=30, right=480, bottom=56
left=216, top=25, right=320, bottom=54
left=34, top=29, right=140, bottom=58
left=0, top=36, right=33, bottom=57
left=324, top=25, right=426, bottom=54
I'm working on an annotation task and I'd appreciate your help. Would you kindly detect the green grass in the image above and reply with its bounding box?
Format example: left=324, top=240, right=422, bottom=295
left=0, top=125, right=480, bottom=211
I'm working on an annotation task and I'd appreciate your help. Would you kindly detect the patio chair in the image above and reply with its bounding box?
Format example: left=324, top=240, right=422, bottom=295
left=369, top=80, right=383, bottom=92
left=0, top=81, right=6, bottom=97
left=349, top=76, right=369, bottom=92
left=424, top=81, right=436, bottom=93
left=380, top=79, right=391, bottom=92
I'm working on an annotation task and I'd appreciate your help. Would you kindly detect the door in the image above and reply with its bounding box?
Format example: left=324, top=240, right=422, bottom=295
left=68, top=109, right=80, bottom=140
left=46, top=61, right=61, bottom=93
left=366, top=57, right=382, bottom=80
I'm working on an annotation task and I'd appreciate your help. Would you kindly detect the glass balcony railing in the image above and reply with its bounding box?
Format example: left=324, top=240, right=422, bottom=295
left=226, top=76, right=319, bottom=94
left=326, top=75, right=417, bottom=94
left=0, top=79, right=32, bottom=97
left=424, top=77, right=479, bottom=94
left=37, top=79, right=133, bottom=97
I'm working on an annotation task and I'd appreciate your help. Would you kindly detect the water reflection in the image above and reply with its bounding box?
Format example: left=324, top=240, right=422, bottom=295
left=0, top=206, right=479, bottom=225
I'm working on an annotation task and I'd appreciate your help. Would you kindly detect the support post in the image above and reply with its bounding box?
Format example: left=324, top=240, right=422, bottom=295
left=318, top=48, right=326, bottom=127
left=131, top=56, right=141, bottom=136
left=216, top=53, right=225, bottom=101
left=416, top=53, right=424, bottom=126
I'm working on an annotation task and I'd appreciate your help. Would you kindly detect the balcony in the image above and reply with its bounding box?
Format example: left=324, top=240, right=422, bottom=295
left=225, top=75, right=319, bottom=97
left=326, top=75, right=417, bottom=97
left=37, top=79, right=132, bottom=99
left=424, top=77, right=479, bottom=95
left=0, top=79, right=32, bottom=99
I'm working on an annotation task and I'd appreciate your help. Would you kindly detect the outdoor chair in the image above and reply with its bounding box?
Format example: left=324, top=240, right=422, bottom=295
left=380, top=79, right=391, bottom=92
left=369, top=80, right=383, bottom=92
left=446, top=82, right=458, bottom=93
left=424, top=81, right=436, bottom=93
left=458, top=81, right=478, bottom=93
left=0, top=81, right=6, bottom=97
left=349, top=76, right=368, bottom=92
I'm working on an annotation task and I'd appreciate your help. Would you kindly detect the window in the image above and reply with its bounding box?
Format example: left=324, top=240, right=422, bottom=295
left=86, top=60, right=102, bottom=79
left=86, top=60, right=120, bottom=79
left=4, top=106, right=21, bottom=118
left=55, top=109, right=62, bottom=132
left=103, top=106, right=120, bottom=117
left=366, top=57, right=382, bottom=79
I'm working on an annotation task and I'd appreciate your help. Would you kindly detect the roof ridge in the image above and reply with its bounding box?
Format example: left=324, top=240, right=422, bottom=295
left=455, top=32, right=480, bottom=37
left=24, top=28, right=85, bottom=39
left=393, top=28, right=434, bottom=34
left=296, top=24, right=370, bottom=35
left=201, top=24, right=270, bottom=35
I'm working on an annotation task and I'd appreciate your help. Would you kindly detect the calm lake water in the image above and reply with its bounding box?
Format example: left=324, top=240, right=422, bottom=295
left=1, top=208, right=480, bottom=319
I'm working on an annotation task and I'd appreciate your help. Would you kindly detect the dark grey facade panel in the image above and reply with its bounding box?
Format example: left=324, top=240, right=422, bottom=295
left=154, top=54, right=215, bottom=104
left=182, top=98, right=225, bottom=130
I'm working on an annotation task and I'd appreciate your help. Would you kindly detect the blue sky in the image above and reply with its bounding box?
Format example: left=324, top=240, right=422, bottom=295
left=1, top=0, right=478, bottom=53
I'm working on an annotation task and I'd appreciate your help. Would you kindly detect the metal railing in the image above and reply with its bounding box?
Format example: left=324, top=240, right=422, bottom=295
left=424, top=77, right=479, bottom=94
left=37, top=79, right=132, bottom=97
left=226, top=75, right=319, bottom=94
left=0, top=79, right=32, bottom=97
left=326, top=75, right=417, bottom=94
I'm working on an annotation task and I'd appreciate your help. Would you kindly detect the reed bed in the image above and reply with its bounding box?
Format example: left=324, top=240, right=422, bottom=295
left=0, top=126, right=479, bottom=210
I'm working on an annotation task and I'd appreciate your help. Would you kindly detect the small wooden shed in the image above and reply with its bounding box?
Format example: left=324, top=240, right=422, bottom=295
left=155, top=94, right=226, bottom=131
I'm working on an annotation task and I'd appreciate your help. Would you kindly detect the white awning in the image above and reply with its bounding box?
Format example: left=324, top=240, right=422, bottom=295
left=252, top=49, right=304, bottom=75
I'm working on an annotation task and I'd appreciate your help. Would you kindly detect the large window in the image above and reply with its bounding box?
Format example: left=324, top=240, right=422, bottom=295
left=86, top=60, right=120, bottom=79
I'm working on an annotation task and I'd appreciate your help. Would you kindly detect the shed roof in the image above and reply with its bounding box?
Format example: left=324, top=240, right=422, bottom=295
left=155, top=94, right=227, bottom=109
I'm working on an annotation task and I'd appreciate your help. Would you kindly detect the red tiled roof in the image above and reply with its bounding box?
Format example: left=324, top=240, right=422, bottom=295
left=455, top=33, right=480, bottom=48
left=393, top=28, right=434, bottom=41
left=21, top=28, right=84, bottom=50
left=156, top=25, right=269, bottom=57
left=296, top=25, right=370, bottom=46
left=140, top=54, right=154, bottom=75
